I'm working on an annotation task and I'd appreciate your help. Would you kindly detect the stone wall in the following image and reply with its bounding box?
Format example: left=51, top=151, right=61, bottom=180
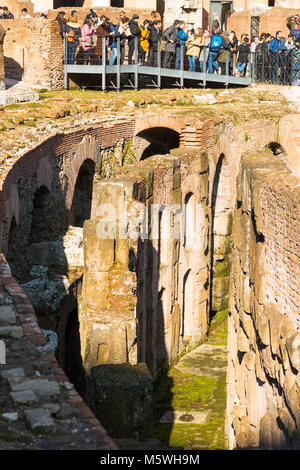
left=227, top=150, right=300, bottom=449
left=80, top=146, right=210, bottom=374
left=227, top=7, right=299, bottom=40
left=0, top=18, right=64, bottom=88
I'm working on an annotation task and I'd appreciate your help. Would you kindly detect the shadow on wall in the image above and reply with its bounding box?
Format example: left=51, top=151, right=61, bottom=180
left=135, top=127, right=180, bottom=160
left=4, top=56, right=23, bottom=81
left=209, top=152, right=225, bottom=324
left=5, top=155, right=95, bottom=395
left=135, top=235, right=175, bottom=447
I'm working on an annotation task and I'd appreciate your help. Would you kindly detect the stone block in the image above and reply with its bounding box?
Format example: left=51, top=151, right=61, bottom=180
left=1, top=412, right=18, bottom=422
left=0, top=306, right=17, bottom=324
left=0, top=326, right=23, bottom=339
left=11, top=390, right=38, bottom=405
left=91, top=363, right=153, bottom=439
left=0, top=367, right=25, bottom=379
left=10, top=378, right=60, bottom=397
left=0, top=90, right=39, bottom=106
left=24, top=408, right=56, bottom=435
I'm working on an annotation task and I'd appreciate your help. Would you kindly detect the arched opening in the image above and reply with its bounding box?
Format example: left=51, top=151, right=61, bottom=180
left=266, top=142, right=285, bottom=156
left=70, top=159, right=95, bottom=227
left=29, top=185, right=51, bottom=244
left=184, top=192, right=196, bottom=249
left=136, top=127, right=180, bottom=160
left=64, top=306, right=85, bottom=395
left=182, top=270, right=194, bottom=340
left=6, top=216, right=24, bottom=281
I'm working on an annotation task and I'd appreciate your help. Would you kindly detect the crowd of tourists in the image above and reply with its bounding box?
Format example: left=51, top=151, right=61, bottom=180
left=59, top=9, right=300, bottom=85
left=1, top=7, right=299, bottom=85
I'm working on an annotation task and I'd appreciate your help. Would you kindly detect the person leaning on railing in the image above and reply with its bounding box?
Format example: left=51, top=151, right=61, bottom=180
left=175, top=22, right=189, bottom=70
left=139, top=19, right=150, bottom=64
left=199, top=29, right=210, bottom=73
left=148, top=20, right=162, bottom=67
left=162, top=20, right=180, bottom=69
left=254, top=34, right=269, bottom=82
left=278, top=34, right=294, bottom=85
left=269, top=31, right=282, bottom=83
left=128, top=14, right=142, bottom=65
left=65, top=15, right=81, bottom=65
left=94, top=16, right=110, bottom=65
left=208, top=25, right=229, bottom=75
left=186, top=28, right=202, bottom=72
left=117, top=16, right=130, bottom=65
left=79, top=15, right=95, bottom=65
left=217, top=31, right=231, bottom=75
left=235, top=35, right=250, bottom=77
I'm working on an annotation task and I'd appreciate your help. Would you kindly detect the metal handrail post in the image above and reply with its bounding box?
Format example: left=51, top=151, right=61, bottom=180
left=180, top=42, right=184, bottom=88
left=157, top=39, right=161, bottom=89
left=102, top=36, right=106, bottom=91
left=64, top=35, right=69, bottom=90
left=203, top=46, right=207, bottom=88
left=134, top=36, right=138, bottom=90
left=225, top=50, right=229, bottom=88
left=117, top=37, right=121, bottom=91
left=249, top=51, right=253, bottom=83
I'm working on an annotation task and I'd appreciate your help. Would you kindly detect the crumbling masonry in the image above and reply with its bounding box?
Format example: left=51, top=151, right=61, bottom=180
left=0, top=108, right=299, bottom=448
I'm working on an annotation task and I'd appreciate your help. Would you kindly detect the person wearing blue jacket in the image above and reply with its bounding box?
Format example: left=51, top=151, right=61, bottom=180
left=269, top=31, right=282, bottom=82
left=208, top=27, right=230, bottom=74
left=108, top=22, right=121, bottom=65
left=175, top=22, right=189, bottom=70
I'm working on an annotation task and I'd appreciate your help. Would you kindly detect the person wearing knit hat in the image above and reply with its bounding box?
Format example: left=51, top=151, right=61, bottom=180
left=128, top=14, right=142, bottom=64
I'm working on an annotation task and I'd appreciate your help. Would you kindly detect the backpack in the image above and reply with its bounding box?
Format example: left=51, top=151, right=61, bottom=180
left=210, top=35, right=222, bottom=52
left=67, top=29, right=76, bottom=43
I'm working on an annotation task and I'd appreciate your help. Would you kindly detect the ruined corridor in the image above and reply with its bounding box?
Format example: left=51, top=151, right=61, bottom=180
left=0, top=86, right=299, bottom=450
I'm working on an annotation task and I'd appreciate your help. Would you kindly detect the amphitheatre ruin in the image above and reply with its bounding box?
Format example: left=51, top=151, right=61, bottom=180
left=0, top=1, right=299, bottom=453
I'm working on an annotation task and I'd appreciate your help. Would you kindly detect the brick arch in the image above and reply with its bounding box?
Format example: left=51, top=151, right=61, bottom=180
left=65, top=135, right=98, bottom=211
left=134, top=116, right=185, bottom=137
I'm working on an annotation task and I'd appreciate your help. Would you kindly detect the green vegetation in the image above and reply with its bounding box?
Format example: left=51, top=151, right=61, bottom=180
left=153, top=312, right=228, bottom=449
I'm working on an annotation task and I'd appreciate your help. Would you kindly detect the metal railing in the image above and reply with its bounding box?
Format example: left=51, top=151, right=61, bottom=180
left=63, top=36, right=252, bottom=91
left=251, top=49, right=300, bottom=85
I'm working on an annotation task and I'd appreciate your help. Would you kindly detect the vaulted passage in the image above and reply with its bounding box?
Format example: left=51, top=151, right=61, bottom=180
left=70, top=159, right=95, bottom=228
left=136, top=127, right=180, bottom=160
left=29, top=186, right=51, bottom=244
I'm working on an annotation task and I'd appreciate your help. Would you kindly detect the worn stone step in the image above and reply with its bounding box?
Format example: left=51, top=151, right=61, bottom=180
left=24, top=408, right=56, bottom=435
left=9, top=378, right=60, bottom=397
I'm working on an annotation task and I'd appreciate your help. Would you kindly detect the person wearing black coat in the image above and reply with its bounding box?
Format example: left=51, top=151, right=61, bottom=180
left=128, top=13, right=142, bottom=64
left=148, top=21, right=162, bottom=66
left=162, top=20, right=180, bottom=68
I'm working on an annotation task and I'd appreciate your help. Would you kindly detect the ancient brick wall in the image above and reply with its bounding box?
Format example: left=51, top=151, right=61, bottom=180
left=0, top=18, right=64, bottom=88
left=227, top=7, right=299, bottom=39
left=47, top=6, right=159, bottom=25
left=1, top=0, right=34, bottom=18
left=227, top=151, right=300, bottom=449
left=81, top=146, right=210, bottom=374
left=0, top=118, right=135, bottom=256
